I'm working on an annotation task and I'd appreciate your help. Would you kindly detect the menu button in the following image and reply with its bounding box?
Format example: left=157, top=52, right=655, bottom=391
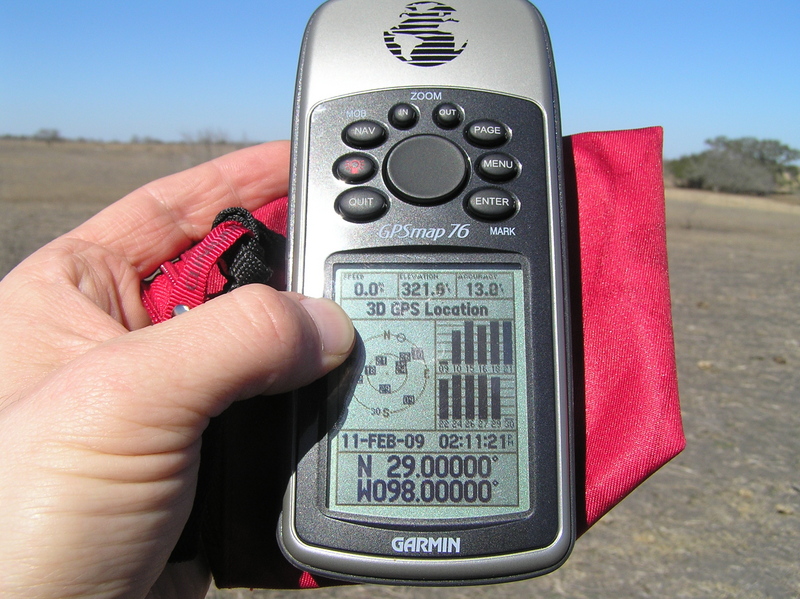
left=477, top=152, right=519, bottom=182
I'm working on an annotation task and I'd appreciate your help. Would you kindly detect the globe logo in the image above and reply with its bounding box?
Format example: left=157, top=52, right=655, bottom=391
left=384, top=2, right=469, bottom=67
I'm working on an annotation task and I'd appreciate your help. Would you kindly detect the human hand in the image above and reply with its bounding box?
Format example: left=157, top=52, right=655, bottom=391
left=0, top=141, right=355, bottom=599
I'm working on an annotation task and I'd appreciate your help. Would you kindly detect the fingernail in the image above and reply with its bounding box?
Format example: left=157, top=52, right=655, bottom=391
left=299, top=297, right=355, bottom=357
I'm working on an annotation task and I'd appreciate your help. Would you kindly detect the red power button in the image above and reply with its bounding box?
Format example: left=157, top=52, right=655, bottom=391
left=334, top=153, right=377, bottom=183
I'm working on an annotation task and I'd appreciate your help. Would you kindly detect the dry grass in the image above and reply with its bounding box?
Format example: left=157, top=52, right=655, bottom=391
left=0, top=139, right=251, bottom=277
left=3, top=138, right=794, bottom=279
left=2, top=139, right=798, bottom=598
left=0, top=138, right=248, bottom=203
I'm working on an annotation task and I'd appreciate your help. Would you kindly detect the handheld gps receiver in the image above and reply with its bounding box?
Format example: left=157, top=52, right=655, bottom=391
left=278, top=0, right=574, bottom=585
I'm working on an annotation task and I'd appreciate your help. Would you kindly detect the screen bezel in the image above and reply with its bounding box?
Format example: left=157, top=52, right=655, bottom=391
left=292, top=251, right=561, bottom=558
left=327, top=261, right=531, bottom=519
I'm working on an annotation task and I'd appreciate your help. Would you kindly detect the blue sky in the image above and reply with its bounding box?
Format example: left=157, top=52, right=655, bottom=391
left=2, top=0, right=798, bottom=158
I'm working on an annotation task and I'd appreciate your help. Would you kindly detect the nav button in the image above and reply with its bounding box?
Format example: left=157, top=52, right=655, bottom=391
left=343, top=120, right=387, bottom=149
left=466, top=188, right=518, bottom=221
left=335, top=188, right=388, bottom=222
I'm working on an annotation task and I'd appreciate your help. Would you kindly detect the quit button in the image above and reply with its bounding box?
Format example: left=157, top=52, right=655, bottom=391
left=335, top=188, right=388, bottom=222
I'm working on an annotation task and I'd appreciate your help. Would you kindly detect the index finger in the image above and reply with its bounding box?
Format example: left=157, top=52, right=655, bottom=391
left=67, top=141, right=290, bottom=276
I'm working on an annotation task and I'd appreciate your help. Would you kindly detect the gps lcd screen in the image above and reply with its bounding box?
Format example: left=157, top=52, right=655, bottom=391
left=327, top=264, right=531, bottom=519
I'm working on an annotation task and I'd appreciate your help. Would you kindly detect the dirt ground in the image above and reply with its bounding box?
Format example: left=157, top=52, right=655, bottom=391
left=0, top=139, right=242, bottom=277
left=1, top=140, right=798, bottom=598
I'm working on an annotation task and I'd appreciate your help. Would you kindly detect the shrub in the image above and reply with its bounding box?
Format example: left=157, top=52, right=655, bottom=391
left=666, top=136, right=800, bottom=196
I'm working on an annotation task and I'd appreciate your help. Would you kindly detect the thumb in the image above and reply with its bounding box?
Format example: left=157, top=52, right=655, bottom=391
left=0, top=285, right=353, bottom=599
left=27, top=285, right=354, bottom=452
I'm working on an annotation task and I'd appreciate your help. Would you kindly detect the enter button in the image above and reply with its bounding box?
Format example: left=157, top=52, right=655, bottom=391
left=466, top=188, right=518, bottom=221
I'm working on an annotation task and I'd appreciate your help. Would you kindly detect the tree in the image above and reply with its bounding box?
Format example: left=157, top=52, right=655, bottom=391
left=33, top=128, right=62, bottom=144
left=666, top=136, right=800, bottom=196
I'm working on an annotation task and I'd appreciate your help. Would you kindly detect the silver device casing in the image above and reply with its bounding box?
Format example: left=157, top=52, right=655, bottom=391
left=281, top=0, right=573, bottom=584
left=288, top=0, right=562, bottom=297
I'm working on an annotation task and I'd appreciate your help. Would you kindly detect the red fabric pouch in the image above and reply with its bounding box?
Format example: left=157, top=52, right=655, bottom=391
left=142, top=126, right=685, bottom=587
left=564, top=127, right=684, bottom=527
